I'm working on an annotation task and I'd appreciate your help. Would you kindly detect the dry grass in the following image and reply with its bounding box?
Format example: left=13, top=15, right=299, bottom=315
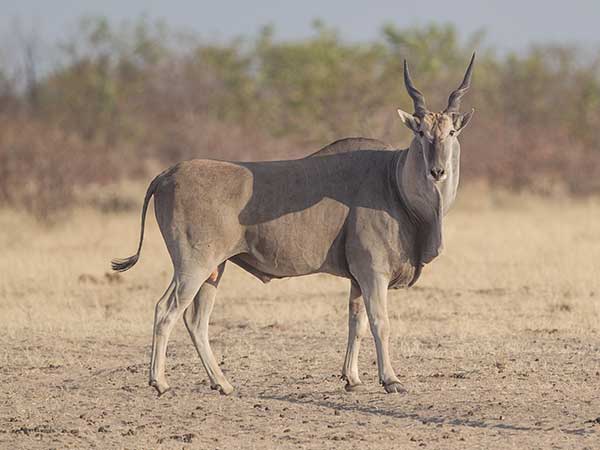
left=1, top=185, right=599, bottom=449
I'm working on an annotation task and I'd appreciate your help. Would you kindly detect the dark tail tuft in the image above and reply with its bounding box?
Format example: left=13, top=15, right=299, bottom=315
left=109, top=173, right=162, bottom=274
left=111, top=254, right=139, bottom=272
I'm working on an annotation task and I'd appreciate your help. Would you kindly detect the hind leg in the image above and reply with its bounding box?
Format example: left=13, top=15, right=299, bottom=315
left=183, top=262, right=233, bottom=395
left=148, top=278, right=175, bottom=392
left=149, top=267, right=208, bottom=396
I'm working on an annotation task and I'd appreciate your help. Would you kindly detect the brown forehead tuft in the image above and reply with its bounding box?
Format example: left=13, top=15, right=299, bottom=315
left=421, top=113, right=453, bottom=135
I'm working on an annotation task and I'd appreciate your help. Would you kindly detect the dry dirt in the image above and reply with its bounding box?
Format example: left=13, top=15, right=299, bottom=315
left=1, top=188, right=600, bottom=449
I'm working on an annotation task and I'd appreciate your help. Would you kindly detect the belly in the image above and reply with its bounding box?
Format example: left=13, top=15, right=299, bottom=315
left=241, top=199, right=350, bottom=278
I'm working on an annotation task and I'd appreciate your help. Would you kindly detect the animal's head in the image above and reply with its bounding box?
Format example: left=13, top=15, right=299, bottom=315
left=397, top=54, right=475, bottom=183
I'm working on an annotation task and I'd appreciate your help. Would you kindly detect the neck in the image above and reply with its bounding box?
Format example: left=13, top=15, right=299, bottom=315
left=438, top=140, right=461, bottom=215
left=397, top=139, right=460, bottom=218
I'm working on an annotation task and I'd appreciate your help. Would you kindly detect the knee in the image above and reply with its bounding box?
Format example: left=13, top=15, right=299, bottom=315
left=370, top=316, right=390, bottom=333
left=349, top=297, right=363, bottom=314
left=356, top=316, right=368, bottom=335
left=156, top=313, right=179, bottom=335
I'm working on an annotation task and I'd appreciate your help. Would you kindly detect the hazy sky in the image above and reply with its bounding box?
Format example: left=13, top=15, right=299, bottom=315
left=1, top=0, right=600, bottom=50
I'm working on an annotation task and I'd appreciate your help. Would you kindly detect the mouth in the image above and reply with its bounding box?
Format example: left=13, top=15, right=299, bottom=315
left=428, top=173, right=447, bottom=183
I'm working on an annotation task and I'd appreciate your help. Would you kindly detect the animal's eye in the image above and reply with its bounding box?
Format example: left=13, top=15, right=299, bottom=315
left=449, top=130, right=456, bottom=136
left=419, top=131, right=424, bottom=137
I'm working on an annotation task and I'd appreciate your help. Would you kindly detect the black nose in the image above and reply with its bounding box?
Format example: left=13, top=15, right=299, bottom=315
left=430, top=168, right=445, bottom=180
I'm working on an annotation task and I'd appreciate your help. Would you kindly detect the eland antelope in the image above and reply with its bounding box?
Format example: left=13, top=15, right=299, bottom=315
left=112, top=54, right=475, bottom=396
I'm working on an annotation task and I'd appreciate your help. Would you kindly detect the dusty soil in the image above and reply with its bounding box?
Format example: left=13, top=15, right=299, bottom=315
left=1, top=189, right=600, bottom=449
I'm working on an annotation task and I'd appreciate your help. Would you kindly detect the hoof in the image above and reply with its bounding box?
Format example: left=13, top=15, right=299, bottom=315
left=210, top=382, right=234, bottom=396
left=149, top=380, right=171, bottom=397
left=383, top=381, right=407, bottom=394
left=157, top=386, right=172, bottom=397
left=344, top=381, right=365, bottom=392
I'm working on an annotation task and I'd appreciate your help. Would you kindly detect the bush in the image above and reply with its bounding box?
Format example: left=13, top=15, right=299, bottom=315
left=0, top=118, right=122, bottom=221
left=1, top=17, right=600, bottom=220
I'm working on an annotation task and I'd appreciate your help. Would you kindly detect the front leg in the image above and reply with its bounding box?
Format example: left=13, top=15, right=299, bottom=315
left=359, top=274, right=406, bottom=394
left=342, top=282, right=368, bottom=391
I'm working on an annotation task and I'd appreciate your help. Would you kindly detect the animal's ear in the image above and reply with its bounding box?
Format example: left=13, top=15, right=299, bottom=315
left=452, top=108, right=474, bottom=133
left=397, top=109, right=420, bottom=133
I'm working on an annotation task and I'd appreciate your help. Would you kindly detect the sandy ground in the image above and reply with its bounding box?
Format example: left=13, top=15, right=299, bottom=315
left=1, top=188, right=600, bottom=449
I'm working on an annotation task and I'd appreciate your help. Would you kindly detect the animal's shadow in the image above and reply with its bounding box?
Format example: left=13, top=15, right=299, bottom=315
left=236, top=150, right=404, bottom=226
left=258, top=392, right=594, bottom=435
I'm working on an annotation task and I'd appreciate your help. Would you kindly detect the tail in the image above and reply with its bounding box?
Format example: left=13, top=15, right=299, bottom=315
left=111, top=174, right=162, bottom=272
